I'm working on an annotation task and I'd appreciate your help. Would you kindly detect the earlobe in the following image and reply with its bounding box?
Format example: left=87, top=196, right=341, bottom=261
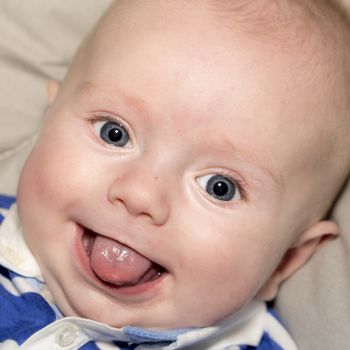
left=47, top=80, right=61, bottom=105
left=256, top=220, right=340, bottom=301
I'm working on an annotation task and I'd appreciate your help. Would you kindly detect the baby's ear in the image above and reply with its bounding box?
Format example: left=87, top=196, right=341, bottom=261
left=47, top=80, right=61, bottom=106
left=256, top=220, right=339, bottom=301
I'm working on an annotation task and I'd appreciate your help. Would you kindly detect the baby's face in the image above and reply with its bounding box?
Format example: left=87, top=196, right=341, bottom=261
left=17, top=2, right=338, bottom=329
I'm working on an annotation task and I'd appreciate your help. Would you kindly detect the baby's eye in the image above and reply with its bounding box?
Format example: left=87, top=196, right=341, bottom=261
left=94, top=120, right=130, bottom=147
left=197, top=174, right=240, bottom=202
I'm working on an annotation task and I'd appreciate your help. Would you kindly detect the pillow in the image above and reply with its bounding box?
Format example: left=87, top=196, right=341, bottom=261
left=0, top=0, right=111, bottom=193
left=0, top=1, right=349, bottom=349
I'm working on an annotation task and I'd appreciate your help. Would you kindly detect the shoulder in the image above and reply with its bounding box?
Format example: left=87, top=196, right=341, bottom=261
left=0, top=194, right=16, bottom=225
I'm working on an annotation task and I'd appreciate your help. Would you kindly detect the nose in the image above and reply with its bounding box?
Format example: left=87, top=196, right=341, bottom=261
left=108, top=166, right=170, bottom=226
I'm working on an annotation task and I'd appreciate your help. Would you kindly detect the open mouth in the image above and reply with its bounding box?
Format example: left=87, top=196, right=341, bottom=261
left=82, top=228, right=166, bottom=290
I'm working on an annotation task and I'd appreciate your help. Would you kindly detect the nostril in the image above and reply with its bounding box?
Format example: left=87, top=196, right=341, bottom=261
left=108, top=196, right=125, bottom=208
left=139, top=212, right=154, bottom=223
left=109, top=196, right=157, bottom=223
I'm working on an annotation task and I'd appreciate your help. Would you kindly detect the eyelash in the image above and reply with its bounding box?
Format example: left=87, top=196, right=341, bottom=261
left=89, top=113, right=129, bottom=129
left=229, top=176, right=247, bottom=200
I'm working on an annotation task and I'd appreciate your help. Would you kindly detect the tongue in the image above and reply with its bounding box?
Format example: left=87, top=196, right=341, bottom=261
left=90, top=235, right=152, bottom=286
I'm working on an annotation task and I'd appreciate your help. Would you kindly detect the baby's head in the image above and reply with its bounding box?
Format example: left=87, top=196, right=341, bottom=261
left=17, top=0, right=350, bottom=329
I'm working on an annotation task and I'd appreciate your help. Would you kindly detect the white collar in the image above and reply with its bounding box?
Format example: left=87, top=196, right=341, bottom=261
left=0, top=204, right=42, bottom=280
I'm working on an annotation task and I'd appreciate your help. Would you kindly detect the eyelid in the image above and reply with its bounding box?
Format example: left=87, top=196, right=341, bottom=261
left=89, top=112, right=130, bottom=129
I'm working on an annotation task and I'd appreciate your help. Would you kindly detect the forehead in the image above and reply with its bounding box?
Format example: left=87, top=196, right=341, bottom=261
left=81, top=12, right=320, bottom=121
left=83, top=0, right=330, bottom=109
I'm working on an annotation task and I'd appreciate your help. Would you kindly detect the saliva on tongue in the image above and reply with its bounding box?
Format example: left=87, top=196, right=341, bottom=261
left=90, top=235, right=155, bottom=287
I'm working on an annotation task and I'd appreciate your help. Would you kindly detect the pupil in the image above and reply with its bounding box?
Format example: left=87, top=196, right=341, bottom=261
left=109, top=128, right=122, bottom=142
left=213, top=181, right=229, bottom=196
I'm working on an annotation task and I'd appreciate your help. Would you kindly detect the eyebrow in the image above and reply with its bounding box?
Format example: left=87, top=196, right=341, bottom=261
left=77, top=79, right=150, bottom=117
left=218, top=133, right=285, bottom=190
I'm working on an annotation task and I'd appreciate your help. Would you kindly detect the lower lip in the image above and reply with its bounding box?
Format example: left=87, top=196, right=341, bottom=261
left=74, top=224, right=166, bottom=296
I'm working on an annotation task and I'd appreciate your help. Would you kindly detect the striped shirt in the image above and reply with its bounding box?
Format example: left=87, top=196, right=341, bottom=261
left=0, top=194, right=297, bottom=350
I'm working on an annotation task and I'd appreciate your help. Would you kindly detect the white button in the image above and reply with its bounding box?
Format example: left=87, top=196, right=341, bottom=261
left=55, top=325, right=78, bottom=347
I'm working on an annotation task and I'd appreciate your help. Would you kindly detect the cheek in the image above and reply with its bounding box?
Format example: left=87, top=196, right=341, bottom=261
left=181, top=213, right=283, bottom=302
left=17, top=129, right=102, bottom=256
left=18, top=131, right=98, bottom=213
left=176, top=234, right=261, bottom=323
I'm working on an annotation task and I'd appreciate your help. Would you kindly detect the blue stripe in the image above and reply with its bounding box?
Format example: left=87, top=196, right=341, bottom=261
left=239, top=331, right=284, bottom=350
left=0, top=214, right=4, bottom=225
left=0, top=283, right=56, bottom=345
left=0, top=195, right=16, bottom=209
left=79, top=341, right=101, bottom=350
left=267, top=307, right=289, bottom=330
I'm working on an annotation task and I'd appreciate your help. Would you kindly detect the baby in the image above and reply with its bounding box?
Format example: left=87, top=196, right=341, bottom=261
left=0, top=0, right=349, bottom=349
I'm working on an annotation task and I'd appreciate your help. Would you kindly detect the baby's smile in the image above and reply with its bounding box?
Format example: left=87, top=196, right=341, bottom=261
left=80, top=226, right=166, bottom=294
